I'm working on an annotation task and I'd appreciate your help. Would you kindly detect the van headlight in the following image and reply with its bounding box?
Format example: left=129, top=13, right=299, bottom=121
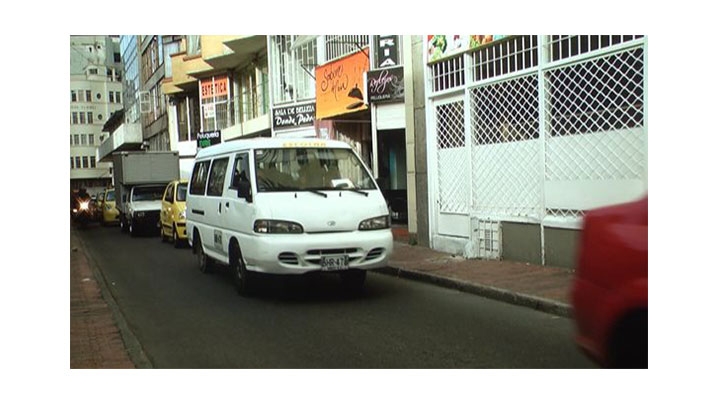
left=359, top=215, right=390, bottom=230
left=254, top=220, right=304, bottom=234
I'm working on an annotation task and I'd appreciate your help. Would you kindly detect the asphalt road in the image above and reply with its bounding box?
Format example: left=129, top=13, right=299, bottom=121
left=78, top=225, right=596, bottom=368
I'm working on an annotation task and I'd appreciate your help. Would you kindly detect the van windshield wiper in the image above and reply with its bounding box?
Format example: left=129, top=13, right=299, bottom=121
left=305, top=189, right=328, bottom=198
left=343, top=188, right=369, bottom=197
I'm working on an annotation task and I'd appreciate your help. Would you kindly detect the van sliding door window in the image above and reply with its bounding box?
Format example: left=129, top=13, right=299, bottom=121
left=207, top=157, right=229, bottom=196
left=189, top=160, right=211, bottom=195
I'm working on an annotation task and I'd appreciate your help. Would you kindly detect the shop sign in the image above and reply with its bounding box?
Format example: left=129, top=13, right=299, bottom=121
left=427, top=35, right=508, bottom=63
left=376, top=35, right=399, bottom=67
left=367, top=66, right=404, bottom=104
left=273, top=102, right=316, bottom=130
left=200, top=76, right=229, bottom=99
left=316, top=49, right=370, bottom=120
left=196, top=130, right=221, bottom=149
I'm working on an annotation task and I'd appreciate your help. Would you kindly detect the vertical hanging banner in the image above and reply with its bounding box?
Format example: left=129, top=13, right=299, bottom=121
left=315, top=49, right=370, bottom=120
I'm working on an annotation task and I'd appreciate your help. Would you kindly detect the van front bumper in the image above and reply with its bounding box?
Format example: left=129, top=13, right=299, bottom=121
left=241, top=229, right=394, bottom=275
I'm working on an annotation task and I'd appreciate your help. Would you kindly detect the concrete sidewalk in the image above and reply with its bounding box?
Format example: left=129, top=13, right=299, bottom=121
left=70, top=227, right=575, bottom=368
left=383, top=242, right=574, bottom=318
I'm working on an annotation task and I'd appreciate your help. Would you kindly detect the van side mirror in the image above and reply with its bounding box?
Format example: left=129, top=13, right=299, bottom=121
left=237, top=180, right=253, bottom=203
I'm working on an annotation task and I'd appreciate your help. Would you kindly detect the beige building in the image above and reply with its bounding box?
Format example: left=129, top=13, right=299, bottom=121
left=70, top=35, right=123, bottom=196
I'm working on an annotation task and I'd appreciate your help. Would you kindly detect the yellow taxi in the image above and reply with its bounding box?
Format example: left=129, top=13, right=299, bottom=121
left=99, top=188, right=119, bottom=226
left=160, top=180, right=188, bottom=248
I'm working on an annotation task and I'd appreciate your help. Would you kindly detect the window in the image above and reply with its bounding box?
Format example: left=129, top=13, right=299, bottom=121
left=75, top=156, right=81, bottom=168
left=88, top=68, right=98, bottom=75
left=231, top=153, right=250, bottom=189
left=90, top=157, right=96, bottom=168
left=70, top=135, right=73, bottom=145
left=81, top=134, right=87, bottom=145
left=116, top=91, right=121, bottom=103
left=96, top=93, right=101, bottom=100
left=99, top=135, right=105, bottom=143
left=74, top=134, right=80, bottom=144
left=71, top=112, right=78, bottom=124
left=82, top=156, right=89, bottom=168
left=177, top=183, right=187, bottom=202
left=271, top=35, right=317, bottom=103
left=164, top=184, right=173, bottom=203
left=79, top=112, right=86, bottom=124
left=207, top=158, right=229, bottom=196
left=86, top=90, right=91, bottom=102
left=109, top=92, right=115, bottom=103
left=71, top=157, right=74, bottom=169
left=89, top=134, right=94, bottom=145
left=71, top=90, right=77, bottom=102
left=88, top=112, right=93, bottom=124
left=189, top=160, right=211, bottom=195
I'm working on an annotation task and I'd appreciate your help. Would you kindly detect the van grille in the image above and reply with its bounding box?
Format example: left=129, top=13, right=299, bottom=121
left=306, top=248, right=358, bottom=255
left=278, top=252, right=299, bottom=265
left=365, top=248, right=385, bottom=261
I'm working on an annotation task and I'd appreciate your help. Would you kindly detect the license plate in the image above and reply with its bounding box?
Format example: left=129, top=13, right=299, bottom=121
left=320, top=255, right=349, bottom=271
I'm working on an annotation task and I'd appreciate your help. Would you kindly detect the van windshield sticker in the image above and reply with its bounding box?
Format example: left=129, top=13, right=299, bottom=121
left=282, top=141, right=327, bottom=148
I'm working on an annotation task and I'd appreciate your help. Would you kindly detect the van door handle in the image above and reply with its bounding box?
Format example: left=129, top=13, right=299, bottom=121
left=192, top=209, right=204, bottom=215
left=218, top=202, right=222, bottom=213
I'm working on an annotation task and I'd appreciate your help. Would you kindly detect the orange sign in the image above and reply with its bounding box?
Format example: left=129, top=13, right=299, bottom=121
left=315, top=49, right=369, bottom=120
left=200, top=76, right=229, bottom=99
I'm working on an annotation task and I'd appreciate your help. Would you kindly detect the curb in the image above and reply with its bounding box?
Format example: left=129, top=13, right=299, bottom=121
left=373, top=266, right=573, bottom=319
left=72, top=227, right=154, bottom=368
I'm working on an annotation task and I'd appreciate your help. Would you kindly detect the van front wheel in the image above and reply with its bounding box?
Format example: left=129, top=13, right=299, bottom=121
left=230, top=242, right=253, bottom=296
left=194, top=234, right=212, bottom=274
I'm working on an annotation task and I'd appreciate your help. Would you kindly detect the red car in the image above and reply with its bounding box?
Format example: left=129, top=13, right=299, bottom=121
left=571, top=195, right=648, bottom=368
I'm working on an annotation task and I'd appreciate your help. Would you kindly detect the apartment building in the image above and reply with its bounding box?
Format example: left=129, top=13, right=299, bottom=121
left=69, top=35, right=123, bottom=196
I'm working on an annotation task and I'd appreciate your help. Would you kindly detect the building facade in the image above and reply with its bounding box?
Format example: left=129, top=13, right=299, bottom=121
left=163, top=35, right=270, bottom=178
left=70, top=35, right=123, bottom=196
left=423, top=35, right=648, bottom=267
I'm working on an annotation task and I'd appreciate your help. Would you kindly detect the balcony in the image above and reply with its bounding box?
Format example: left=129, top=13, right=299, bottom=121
left=97, top=122, right=143, bottom=163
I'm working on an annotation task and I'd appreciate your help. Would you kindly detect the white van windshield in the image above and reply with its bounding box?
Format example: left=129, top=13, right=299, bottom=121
left=254, top=148, right=376, bottom=192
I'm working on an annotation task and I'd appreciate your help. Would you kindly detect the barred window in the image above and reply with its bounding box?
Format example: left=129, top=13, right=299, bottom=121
left=271, top=35, right=317, bottom=104
left=548, top=35, right=644, bottom=62
left=547, top=47, right=644, bottom=137
left=325, top=35, right=369, bottom=62
left=471, top=35, right=538, bottom=82
left=430, top=55, right=464, bottom=93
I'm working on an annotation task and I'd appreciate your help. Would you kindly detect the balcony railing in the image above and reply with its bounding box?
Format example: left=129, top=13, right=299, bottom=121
left=201, top=84, right=269, bottom=132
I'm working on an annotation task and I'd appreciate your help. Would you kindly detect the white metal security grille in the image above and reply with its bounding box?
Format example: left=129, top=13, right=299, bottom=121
left=470, top=74, right=542, bottom=218
left=545, top=47, right=645, bottom=181
left=435, top=99, right=467, bottom=214
left=325, top=35, right=369, bottom=62
left=271, top=35, right=317, bottom=104
left=427, top=35, right=647, bottom=258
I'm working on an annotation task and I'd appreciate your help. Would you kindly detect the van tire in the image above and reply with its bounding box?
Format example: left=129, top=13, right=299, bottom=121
left=129, top=219, right=137, bottom=237
left=194, top=232, right=212, bottom=274
left=230, top=242, right=253, bottom=296
left=120, top=215, right=128, bottom=233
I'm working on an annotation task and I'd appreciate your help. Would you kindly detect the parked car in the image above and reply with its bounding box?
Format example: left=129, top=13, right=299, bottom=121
left=571, top=195, right=648, bottom=368
left=160, top=180, right=188, bottom=248
left=99, top=188, right=120, bottom=226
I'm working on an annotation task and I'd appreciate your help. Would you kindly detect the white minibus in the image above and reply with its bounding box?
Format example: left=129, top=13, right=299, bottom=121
left=186, top=138, right=393, bottom=295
